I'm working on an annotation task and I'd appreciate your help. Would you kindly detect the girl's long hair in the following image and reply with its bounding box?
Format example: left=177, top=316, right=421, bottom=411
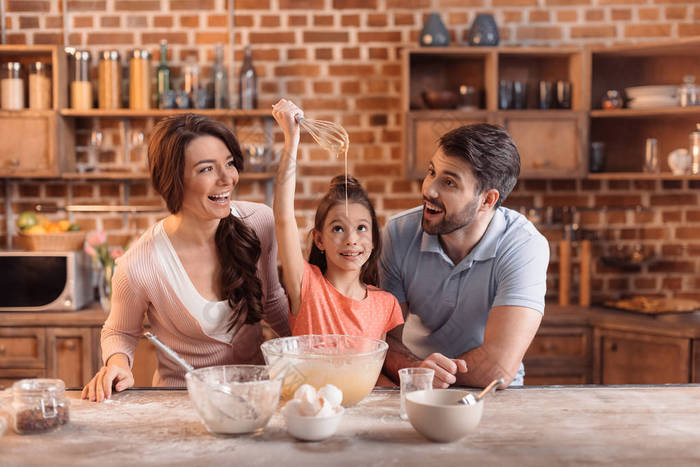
left=308, top=175, right=380, bottom=286
left=148, top=114, right=263, bottom=330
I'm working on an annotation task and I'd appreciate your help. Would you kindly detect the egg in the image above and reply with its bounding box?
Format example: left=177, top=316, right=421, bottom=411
left=294, top=384, right=317, bottom=401
left=282, top=399, right=302, bottom=417
left=318, top=384, right=343, bottom=408
left=316, top=397, right=335, bottom=417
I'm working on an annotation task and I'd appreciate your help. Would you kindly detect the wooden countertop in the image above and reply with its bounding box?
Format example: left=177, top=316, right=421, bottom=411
left=0, top=303, right=107, bottom=327
left=543, top=303, right=700, bottom=339
left=2, top=386, right=700, bottom=465
left=1, top=301, right=699, bottom=339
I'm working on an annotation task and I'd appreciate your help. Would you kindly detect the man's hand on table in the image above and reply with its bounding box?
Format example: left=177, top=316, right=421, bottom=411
left=81, top=353, right=134, bottom=402
left=420, top=353, right=468, bottom=389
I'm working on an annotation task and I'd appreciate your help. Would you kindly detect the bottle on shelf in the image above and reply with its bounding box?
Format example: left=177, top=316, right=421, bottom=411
left=183, top=59, right=201, bottom=109
left=71, top=50, right=92, bottom=110
left=238, top=45, right=257, bottom=110
left=690, top=124, right=700, bottom=175
left=98, top=50, right=121, bottom=109
left=156, top=40, right=171, bottom=109
left=1, top=62, right=25, bottom=110
left=129, top=49, right=151, bottom=110
left=211, top=43, right=228, bottom=109
left=28, top=62, right=51, bottom=110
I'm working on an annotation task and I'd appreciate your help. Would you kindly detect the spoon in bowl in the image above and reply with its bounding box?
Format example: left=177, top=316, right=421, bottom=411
left=458, top=378, right=505, bottom=406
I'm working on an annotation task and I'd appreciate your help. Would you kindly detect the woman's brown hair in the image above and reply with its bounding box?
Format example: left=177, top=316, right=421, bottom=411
left=148, top=114, right=263, bottom=330
left=308, top=175, right=381, bottom=286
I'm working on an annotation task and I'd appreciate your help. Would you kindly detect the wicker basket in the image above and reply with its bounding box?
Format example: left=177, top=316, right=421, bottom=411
left=19, top=231, right=86, bottom=252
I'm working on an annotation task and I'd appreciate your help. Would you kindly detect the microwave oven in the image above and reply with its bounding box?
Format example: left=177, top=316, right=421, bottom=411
left=0, top=251, right=94, bottom=311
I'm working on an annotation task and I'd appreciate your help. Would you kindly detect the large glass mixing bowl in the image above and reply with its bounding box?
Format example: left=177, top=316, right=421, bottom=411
left=185, top=365, right=282, bottom=436
left=260, top=335, right=388, bottom=406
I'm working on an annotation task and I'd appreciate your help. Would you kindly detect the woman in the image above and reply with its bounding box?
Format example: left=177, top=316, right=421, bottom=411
left=82, top=114, right=290, bottom=402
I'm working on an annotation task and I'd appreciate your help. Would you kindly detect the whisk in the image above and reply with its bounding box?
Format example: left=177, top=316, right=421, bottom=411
left=295, top=115, right=349, bottom=154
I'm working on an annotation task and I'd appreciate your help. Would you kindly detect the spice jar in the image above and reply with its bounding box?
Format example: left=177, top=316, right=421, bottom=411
left=601, top=90, right=622, bottom=110
left=98, top=50, right=121, bottom=109
left=129, top=49, right=151, bottom=110
left=28, top=62, right=52, bottom=109
left=1, top=62, right=25, bottom=110
left=10, top=379, right=70, bottom=435
left=71, top=50, right=93, bottom=109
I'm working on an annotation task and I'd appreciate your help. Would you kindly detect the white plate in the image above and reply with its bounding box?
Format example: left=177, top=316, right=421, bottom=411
left=627, top=96, right=680, bottom=109
left=625, top=85, right=678, bottom=99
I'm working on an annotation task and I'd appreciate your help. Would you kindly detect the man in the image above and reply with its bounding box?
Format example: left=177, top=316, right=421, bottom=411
left=379, top=123, right=549, bottom=388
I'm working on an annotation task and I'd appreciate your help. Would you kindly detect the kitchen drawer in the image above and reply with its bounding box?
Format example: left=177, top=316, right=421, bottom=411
left=526, top=326, right=590, bottom=358
left=0, top=327, right=46, bottom=369
left=0, top=368, right=45, bottom=390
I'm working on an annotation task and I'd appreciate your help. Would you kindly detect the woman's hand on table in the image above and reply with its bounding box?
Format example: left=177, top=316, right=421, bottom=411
left=420, top=353, right=468, bottom=389
left=81, top=353, right=134, bottom=402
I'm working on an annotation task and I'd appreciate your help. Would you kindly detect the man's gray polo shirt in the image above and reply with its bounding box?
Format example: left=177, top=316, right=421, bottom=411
left=379, top=206, right=549, bottom=384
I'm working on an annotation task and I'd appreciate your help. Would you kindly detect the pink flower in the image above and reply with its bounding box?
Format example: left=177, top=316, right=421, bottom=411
left=111, top=248, right=124, bottom=259
left=84, top=243, right=96, bottom=257
left=86, top=230, right=107, bottom=247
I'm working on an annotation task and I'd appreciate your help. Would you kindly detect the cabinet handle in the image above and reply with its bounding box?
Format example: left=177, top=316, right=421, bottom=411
left=61, top=340, right=77, bottom=351
left=0, top=344, right=5, bottom=355
left=610, top=343, right=618, bottom=352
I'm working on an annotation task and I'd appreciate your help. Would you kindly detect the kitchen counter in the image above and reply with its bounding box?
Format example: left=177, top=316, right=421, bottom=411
left=2, top=386, right=700, bottom=466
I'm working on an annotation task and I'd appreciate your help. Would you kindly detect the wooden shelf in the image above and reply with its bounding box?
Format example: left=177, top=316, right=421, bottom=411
left=61, top=171, right=275, bottom=181
left=590, top=107, right=700, bottom=118
left=587, top=172, right=700, bottom=180
left=59, top=109, right=272, bottom=118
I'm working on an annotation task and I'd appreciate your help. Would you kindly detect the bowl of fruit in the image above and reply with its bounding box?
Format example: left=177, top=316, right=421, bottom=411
left=16, top=211, right=84, bottom=251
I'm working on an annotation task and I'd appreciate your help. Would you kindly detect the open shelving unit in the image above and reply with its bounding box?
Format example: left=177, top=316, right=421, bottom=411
left=403, top=38, right=700, bottom=181
left=403, top=46, right=587, bottom=179
left=588, top=37, right=700, bottom=176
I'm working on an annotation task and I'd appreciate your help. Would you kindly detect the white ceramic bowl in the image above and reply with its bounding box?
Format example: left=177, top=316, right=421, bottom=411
left=260, top=335, right=388, bottom=406
left=283, top=407, right=345, bottom=441
left=406, top=389, right=484, bottom=443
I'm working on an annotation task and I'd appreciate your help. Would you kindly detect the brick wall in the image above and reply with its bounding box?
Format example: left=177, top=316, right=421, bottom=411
left=2, top=0, right=700, bottom=302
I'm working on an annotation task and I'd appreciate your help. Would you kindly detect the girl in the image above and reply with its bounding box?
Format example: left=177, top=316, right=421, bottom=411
left=82, top=114, right=289, bottom=401
left=272, top=99, right=403, bottom=340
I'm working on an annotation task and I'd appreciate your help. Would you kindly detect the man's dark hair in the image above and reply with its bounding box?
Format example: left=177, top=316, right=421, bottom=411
left=439, top=123, right=520, bottom=208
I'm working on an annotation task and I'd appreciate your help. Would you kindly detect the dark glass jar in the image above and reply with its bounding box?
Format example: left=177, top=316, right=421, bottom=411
left=11, top=379, right=70, bottom=435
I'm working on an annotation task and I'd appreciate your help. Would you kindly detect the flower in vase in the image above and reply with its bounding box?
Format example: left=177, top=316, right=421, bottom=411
left=83, top=231, right=128, bottom=311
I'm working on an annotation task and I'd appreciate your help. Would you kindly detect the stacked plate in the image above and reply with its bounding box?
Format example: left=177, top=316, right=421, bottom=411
left=625, top=85, right=679, bottom=109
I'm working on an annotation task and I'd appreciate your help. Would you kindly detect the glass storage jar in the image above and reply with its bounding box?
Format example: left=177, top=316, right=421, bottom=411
left=11, top=379, right=70, bottom=435
left=1, top=62, right=25, bottom=109
left=98, top=50, right=121, bottom=109
left=28, top=62, right=52, bottom=109
left=129, top=49, right=151, bottom=110
left=71, top=50, right=93, bottom=109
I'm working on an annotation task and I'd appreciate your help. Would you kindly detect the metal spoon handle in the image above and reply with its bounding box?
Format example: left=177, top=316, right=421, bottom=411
left=143, top=332, right=194, bottom=373
left=476, top=378, right=505, bottom=401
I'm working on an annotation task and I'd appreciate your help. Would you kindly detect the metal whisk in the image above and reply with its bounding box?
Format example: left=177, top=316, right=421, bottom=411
left=295, top=115, right=349, bottom=154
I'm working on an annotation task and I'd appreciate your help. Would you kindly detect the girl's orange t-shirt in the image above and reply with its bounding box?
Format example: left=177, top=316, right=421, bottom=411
left=289, top=262, right=404, bottom=339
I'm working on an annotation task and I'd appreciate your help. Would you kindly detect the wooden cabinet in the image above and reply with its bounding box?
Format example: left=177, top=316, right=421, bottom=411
left=496, top=110, right=588, bottom=178
left=589, top=39, right=700, bottom=176
left=593, top=328, right=691, bottom=384
left=46, top=327, right=100, bottom=389
left=523, top=325, right=592, bottom=385
left=402, top=46, right=586, bottom=179
left=0, top=45, right=72, bottom=177
left=0, top=325, right=100, bottom=389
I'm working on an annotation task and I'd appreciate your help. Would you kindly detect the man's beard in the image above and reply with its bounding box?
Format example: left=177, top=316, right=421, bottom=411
left=421, top=196, right=480, bottom=235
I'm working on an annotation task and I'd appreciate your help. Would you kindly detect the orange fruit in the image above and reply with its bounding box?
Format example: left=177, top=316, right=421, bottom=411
left=58, top=220, right=72, bottom=232
left=46, top=223, right=62, bottom=233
